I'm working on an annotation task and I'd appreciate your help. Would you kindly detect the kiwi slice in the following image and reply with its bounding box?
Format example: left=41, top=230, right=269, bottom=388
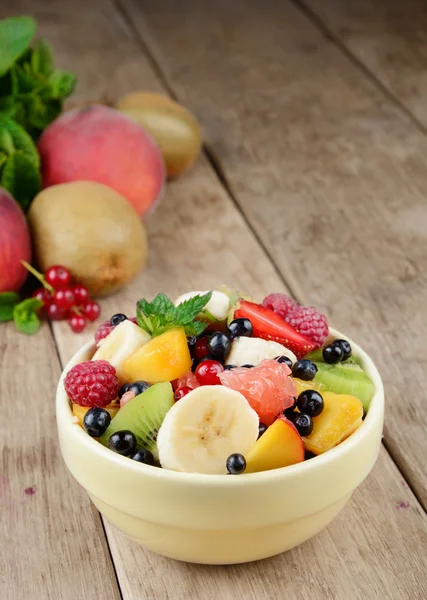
left=314, top=362, right=374, bottom=412
left=100, top=382, right=174, bottom=460
left=306, top=347, right=362, bottom=366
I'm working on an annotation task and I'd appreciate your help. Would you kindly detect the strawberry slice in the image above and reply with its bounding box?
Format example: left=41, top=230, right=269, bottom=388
left=234, top=300, right=316, bottom=358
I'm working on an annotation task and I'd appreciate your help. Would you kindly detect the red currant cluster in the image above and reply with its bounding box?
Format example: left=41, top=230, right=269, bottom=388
left=30, top=265, right=101, bottom=333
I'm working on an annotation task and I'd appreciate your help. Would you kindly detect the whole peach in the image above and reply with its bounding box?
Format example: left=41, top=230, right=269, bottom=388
left=37, top=106, right=165, bottom=217
left=0, top=187, right=31, bottom=292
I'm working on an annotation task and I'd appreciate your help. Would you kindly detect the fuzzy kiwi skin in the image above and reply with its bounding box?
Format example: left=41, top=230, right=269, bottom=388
left=28, top=181, right=148, bottom=297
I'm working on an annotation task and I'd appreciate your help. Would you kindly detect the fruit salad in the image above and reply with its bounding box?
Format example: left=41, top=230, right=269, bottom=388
left=63, top=291, right=375, bottom=475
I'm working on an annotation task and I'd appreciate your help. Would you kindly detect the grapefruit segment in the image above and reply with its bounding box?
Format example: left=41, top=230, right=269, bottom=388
left=219, top=359, right=296, bottom=425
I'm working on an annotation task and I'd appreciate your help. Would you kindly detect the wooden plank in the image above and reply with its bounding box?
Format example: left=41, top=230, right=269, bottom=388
left=3, top=0, right=427, bottom=597
left=301, top=0, right=427, bottom=128
left=121, top=0, right=427, bottom=509
left=0, top=323, right=121, bottom=600
left=37, top=0, right=427, bottom=596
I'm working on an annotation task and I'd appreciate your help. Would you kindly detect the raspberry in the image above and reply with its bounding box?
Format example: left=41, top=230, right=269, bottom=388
left=262, top=293, right=298, bottom=319
left=95, top=320, right=115, bottom=344
left=285, top=306, right=328, bottom=349
left=64, top=360, right=120, bottom=407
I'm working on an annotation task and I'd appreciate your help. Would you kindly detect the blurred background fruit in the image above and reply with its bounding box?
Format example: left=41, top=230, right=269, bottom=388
left=116, top=92, right=202, bottom=178
left=28, top=181, right=148, bottom=297
left=37, top=105, right=165, bottom=216
left=0, top=186, right=31, bottom=292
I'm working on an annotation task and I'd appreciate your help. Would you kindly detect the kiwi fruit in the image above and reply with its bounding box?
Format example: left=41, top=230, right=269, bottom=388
left=28, top=181, right=148, bottom=297
left=100, top=382, right=174, bottom=459
left=313, top=362, right=374, bottom=412
left=306, top=347, right=362, bottom=366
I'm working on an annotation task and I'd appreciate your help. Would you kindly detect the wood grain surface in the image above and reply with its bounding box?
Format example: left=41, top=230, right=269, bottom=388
left=302, top=0, right=427, bottom=129
left=0, top=323, right=121, bottom=600
left=2, top=0, right=427, bottom=598
left=121, top=0, right=427, bottom=508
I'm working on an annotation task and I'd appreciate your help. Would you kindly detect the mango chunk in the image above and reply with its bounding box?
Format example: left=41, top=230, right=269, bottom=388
left=302, top=391, right=363, bottom=455
left=123, top=328, right=191, bottom=384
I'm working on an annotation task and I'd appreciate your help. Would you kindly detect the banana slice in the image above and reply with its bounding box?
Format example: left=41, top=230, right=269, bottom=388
left=157, top=386, right=259, bottom=474
left=92, top=319, right=151, bottom=382
left=226, top=336, right=296, bottom=367
left=175, top=290, right=230, bottom=321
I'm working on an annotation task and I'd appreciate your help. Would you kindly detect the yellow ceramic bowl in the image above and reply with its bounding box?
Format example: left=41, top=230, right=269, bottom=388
left=56, top=329, right=384, bottom=564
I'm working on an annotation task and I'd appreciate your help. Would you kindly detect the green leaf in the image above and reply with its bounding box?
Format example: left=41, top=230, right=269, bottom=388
left=183, top=320, right=208, bottom=337
left=174, top=292, right=213, bottom=325
left=13, top=297, right=43, bottom=334
left=48, top=68, right=76, bottom=99
left=13, top=63, right=43, bottom=94
left=1, top=150, right=41, bottom=211
left=0, top=129, right=14, bottom=154
left=0, top=16, right=36, bottom=76
left=0, top=72, right=13, bottom=97
left=0, top=291, right=20, bottom=322
left=31, top=39, right=53, bottom=76
left=0, top=115, right=40, bottom=164
left=136, top=292, right=212, bottom=337
left=0, top=151, right=7, bottom=170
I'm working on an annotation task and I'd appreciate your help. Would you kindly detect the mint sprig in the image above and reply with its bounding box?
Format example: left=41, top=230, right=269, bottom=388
left=13, top=297, right=43, bottom=334
left=137, top=292, right=212, bottom=337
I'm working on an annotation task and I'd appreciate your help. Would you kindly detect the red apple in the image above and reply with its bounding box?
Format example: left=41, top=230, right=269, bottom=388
left=0, top=187, right=31, bottom=292
left=37, top=105, right=165, bottom=217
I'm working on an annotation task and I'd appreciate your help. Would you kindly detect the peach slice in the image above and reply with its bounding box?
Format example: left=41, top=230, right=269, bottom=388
left=302, top=391, right=363, bottom=455
left=123, top=327, right=192, bottom=384
left=245, top=417, right=304, bottom=473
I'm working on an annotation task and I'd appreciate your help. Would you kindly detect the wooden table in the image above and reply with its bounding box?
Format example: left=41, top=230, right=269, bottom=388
left=1, top=0, right=427, bottom=598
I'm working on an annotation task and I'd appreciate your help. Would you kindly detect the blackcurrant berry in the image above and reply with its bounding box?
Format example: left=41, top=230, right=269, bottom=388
left=292, top=359, right=317, bottom=381
left=297, top=390, right=324, bottom=417
left=226, top=453, right=247, bottom=474
left=228, top=318, right=253, bottom=339
left=108, top=430, right=137, bottom=456
left=322, top=342, right=344, bottom=364
left=83, top=407, right=111, bottom=437
left=110, top=313, right=128, bottom=326
left=334, top=339, right=352, bottom=361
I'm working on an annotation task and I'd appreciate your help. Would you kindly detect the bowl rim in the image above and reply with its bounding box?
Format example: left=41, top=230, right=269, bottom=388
left=57, top=327, right=384, bottom=485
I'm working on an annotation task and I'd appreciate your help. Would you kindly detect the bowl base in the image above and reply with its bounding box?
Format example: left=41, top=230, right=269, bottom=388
left=90, top=493, right=351, bottom=565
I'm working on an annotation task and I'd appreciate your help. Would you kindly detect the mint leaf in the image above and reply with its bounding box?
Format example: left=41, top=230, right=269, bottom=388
left=1, top=150, right=41, bottom=211
left=31, top=39, right=53, bottom=76
left=136, top=292, right=212, bottom=337
left=184, top=320, right=208, bottom=337
left=174, top=292, right=212, bottom=325
left=48, top=69, right=76, bottom=99
left=0, top=115, right=40, bottom=165
left=150, top=293, right=175, bottom=316
left=0, top=151, right=7, bottom=170
left=0, top=291, right=20, bottom=322
left=0, top=16, right=36, bottom=76
left=13, top=63, right=43, bottom=94
left=13, top=297, right=43, bottom=334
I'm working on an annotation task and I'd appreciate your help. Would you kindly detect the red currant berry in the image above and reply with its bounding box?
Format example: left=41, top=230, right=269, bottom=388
left=45, top=265, right=72, bottom=289
left=83, top=300, right=101, bottom=322
left=71, top=284, right=90, bottom=306
left=195, top=360, right=224, bottom=386
left=69, top=315, right=87, bottom=333
left=47, top=303, right=68, bottom=321
left=53, top=288, right=75, bottom=311
left=32, top=287, right=52, bottom=307
left=194, top=337, right=209, bottom=360
left=174, top=386, right=192, bottom=401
